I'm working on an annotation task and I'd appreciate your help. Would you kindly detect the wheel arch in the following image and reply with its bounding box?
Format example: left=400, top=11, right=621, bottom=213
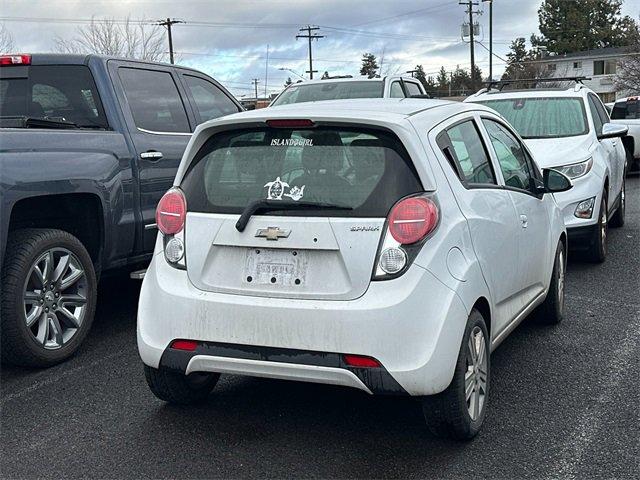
left=8, top=193, right=104, bottom=269
left=471, top=296, right=491, bottom=338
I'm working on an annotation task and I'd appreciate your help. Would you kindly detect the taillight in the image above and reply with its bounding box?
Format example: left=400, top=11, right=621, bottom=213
left=373, top=195, right=439, bottom=280
left=156, top=188, right=186, bottom=235
left=0, top=54, right=31, bottom=66
left=388, top=197, right=438, bottom=244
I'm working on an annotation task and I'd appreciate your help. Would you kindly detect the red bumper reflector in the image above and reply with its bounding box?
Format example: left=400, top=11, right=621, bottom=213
left=343, top=354, right=381, bottom=368
left=171, top=340, right=198, bottom=351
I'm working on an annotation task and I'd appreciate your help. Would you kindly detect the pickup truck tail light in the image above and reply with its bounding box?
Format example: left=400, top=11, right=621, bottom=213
left=0, top=54, right=31, bottom=66
left=373, top=195, right=439, bottom=280
left=156, top=188, right=186, bottom=235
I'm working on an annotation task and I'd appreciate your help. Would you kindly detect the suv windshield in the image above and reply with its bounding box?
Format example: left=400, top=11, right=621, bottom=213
left=272, top=81, right=384, bottom=106
left=611, top=98, right=639, bottom=119
left=181, top=126, right=422, bottom=217
left=0, top=65, right=109, bottom=129
left=478, top=97, right=588, bottom=139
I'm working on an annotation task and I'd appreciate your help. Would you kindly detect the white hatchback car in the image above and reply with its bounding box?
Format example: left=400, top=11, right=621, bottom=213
left=466, top=83, right=628, bottom=262
left=138, top=99, right=569, bottom=440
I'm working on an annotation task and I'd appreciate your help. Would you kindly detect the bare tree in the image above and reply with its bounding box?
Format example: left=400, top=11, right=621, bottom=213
left=55, top=16, right=168, bottom=62
left=0, top=23, right=15, bottom=53
left=615, top=51, right=640, bottom=95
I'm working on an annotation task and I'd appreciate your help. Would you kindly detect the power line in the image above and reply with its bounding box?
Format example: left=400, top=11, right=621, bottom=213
left=351, top=1, right=457, bottom=27
left=296, top=25, right=324, bottom=79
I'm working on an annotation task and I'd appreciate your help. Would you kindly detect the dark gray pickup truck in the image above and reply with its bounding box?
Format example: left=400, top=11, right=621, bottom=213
left=0, top=53, right=242, bottom=367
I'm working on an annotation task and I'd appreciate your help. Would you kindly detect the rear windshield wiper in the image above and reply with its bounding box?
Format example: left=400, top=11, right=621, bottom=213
left=235, top=199, right=352, bottom=232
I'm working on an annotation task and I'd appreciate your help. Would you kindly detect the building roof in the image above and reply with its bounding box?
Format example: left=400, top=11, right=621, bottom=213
left=540, top=46, right=637, bottom=62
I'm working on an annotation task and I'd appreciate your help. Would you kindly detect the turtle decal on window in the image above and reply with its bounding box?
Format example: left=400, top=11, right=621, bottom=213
left=264, top=177, right=306, bottom=201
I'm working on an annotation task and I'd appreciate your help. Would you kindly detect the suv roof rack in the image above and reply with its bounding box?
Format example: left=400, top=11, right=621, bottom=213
left=483, top=76, right=591, bottom=92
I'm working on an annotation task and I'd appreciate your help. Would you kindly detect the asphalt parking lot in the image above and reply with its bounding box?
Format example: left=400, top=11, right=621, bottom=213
left=2, top=177, right=639, bottom=480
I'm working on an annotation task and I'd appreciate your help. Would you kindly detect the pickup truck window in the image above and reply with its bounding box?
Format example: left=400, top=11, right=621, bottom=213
left=119, top=67, right=190, bottom=134
left=390, top=81, right=405, bottom=98
left=184, top=75, right=239, bottom=123
left=0, top=65, right=108, bottom=129
left=404, top=82, right=422, bottom=97
left=611, top=99, right=639, bottom=120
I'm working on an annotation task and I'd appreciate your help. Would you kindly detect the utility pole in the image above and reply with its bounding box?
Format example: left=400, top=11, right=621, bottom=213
left=157, top=18, right=184, bottom=64
left=296, top=25, right=324, bottom=79
left=251, top=78, right=260, bottom=100
left=264, top=45, right=269, bottom=98
left=483, top=0, right=493, bottom=81
left=459, top=1, right=479, bottom=89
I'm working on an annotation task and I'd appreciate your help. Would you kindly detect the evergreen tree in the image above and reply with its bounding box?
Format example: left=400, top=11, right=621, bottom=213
left=502, top=37, right=547, bottom=85
left=360, top=53, right=379, bottom=78
left=413, top=65, right=427, bottom=90
left=321, top=71, right=330, bottom=79
left=532, top=0, right=640, bottom=54
left=436, top=66, right=449, bottom=90
left=424, top=76, right=438, bottom=96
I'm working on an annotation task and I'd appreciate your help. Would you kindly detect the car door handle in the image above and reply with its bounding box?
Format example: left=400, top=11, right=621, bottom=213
left=520, top=214, right=528, bottom=229
left=140, top=150, right=163, bottom=161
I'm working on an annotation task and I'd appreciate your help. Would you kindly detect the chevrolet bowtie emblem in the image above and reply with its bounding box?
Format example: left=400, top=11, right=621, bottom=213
left=255, top=226, right=291, bottom=241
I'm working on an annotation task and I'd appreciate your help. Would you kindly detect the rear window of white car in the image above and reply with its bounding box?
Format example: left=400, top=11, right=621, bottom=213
left=272, top=81, right=384, bottom=106
left=478, top=97, right=588, bottom=139
left=180, top=126, right=423, bottom=217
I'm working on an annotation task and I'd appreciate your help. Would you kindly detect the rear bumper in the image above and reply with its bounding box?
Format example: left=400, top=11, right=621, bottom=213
left=160, top=341, right=407, bottom=395
left=137, top=253, right=471, bottom=396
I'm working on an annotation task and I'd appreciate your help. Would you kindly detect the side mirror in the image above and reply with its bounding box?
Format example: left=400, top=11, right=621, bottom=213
left=598, top=123, right=628, bottom=140
left=543, top=169, right=573, bottom=193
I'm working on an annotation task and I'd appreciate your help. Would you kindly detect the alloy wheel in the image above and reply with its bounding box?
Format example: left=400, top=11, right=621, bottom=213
left=22, top=248, right=88, bottom=350
left=557, top=249, right=565, bottom=313
left=465, top=326, right=488, bottom=421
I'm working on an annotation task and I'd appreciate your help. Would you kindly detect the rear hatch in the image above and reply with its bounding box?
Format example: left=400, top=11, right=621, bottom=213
left=180, top=123, right=423, bottom=300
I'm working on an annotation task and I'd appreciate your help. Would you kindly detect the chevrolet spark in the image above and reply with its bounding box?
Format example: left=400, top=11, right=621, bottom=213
left=138, top=99, right=570, bottom=440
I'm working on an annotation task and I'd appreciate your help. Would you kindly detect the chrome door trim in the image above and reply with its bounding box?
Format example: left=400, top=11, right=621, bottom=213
left=137, top=127, right=192, bottom=137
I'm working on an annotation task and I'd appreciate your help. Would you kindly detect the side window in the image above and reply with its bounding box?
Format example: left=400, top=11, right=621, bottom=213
left=482, top=119, right=533, bottom=191
left=591, top=94, right=610, bottom=125
left=404, top=82, right=422, bottom=97
left=389, top=81, right=405, bottom=98
left=587, top=94, right=604, bottom=136
left=119, top=67, right=190, bottom=133
left=184, top=75, right=239, bottom=123
left=438, top=120, right=497, bottom=186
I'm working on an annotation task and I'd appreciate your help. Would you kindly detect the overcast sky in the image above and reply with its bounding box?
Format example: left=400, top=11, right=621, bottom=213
left=1, top=0, right=638, bottom=97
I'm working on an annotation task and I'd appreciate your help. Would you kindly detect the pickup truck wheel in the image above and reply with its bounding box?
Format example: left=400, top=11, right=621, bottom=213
left=144, top=365, right=220, bottom=404
left=0, top=229, right=97, bottom=367
left=422, top=309, right=489, bottom=440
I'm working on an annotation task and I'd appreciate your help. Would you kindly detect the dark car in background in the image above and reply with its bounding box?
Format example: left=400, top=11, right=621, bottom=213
left=0, top=53, right=242, bottom=367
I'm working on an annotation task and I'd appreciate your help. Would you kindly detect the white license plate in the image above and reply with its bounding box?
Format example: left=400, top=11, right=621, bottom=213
left=244, top=248, right=307, bottom=286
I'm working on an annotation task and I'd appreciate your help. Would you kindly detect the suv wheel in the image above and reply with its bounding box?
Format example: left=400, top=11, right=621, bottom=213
left=585, top=192, right=608, bottom=263
left=609, top=179, right=625, bottom=228
left=0, top=229, right=97, bottom=367
left=422, top=309, right=489, bottom=440
left=144, top=365, right=220, bottom=404
left=536, top=240, right=566, bottom=325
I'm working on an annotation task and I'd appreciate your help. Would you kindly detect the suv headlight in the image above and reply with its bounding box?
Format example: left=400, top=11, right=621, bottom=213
left=552, top=158, right=593, bottom=179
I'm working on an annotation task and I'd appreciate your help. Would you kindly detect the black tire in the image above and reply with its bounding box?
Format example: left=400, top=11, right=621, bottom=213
left=1, top=228, right=97, bottom=367
left=422, top=309, right=490, bottom=440
left=609, top=179, right=625, bottom=228
left=536, top=240, right=566, bottom=325
left=585, top=193, right=608, bottom=263
left=144, top=365, right=220, bottom=405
